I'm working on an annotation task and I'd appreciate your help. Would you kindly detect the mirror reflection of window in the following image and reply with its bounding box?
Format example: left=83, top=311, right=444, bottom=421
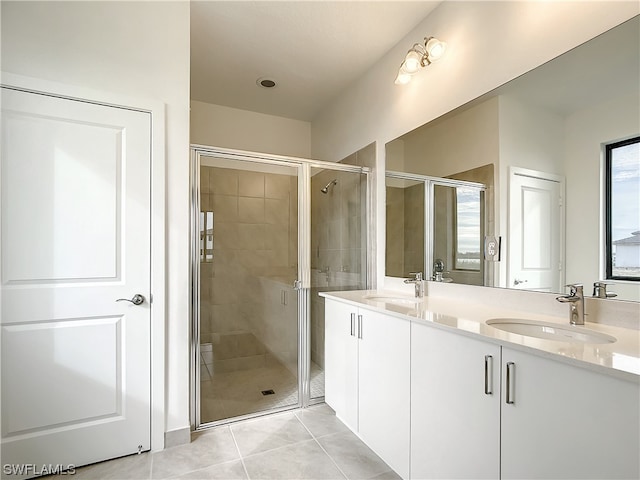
left=454, top=187, right=481, bottom=271
left=200, top=210, right=214, bottom=263
left=606, top=136, right=640, bottom=280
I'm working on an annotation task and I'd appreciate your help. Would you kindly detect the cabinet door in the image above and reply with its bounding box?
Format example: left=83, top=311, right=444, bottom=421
left=411, top=323, right=500, bottom=479
left=324, top=299, right=358, bottom=431
left=502, top=347, right=640, bottom=479
left=358, top=309, right=411, bottom=479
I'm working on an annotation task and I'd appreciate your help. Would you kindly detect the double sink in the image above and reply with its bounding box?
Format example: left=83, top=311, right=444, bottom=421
left=362, top=294, right=617, bottom=345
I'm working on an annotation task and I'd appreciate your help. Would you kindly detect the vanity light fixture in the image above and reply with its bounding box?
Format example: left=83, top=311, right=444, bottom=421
left=395, top=36, right=446, bottom=85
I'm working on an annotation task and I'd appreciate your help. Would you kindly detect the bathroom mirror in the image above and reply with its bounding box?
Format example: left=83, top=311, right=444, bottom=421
left=385, top=17, right=640, bottom=301
left=386, top=173, right=487, bottom=286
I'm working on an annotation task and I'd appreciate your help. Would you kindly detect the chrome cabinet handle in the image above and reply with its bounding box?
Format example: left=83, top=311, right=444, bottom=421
left=116, top=294, right=145, bottom=306
left=350, top=313, right=355, bottom=336
left=357, top=315, right=363, bottom=339
left=506, top=362, right=515, bottom=404
left=484, top=355, right=493, bottom=395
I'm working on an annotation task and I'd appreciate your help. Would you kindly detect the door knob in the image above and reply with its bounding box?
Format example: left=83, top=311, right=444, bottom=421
left=116, top=294, right=145, bottom=305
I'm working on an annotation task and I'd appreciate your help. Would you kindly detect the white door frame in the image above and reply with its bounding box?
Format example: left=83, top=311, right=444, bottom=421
left=0, top=72, right=166, bottom=451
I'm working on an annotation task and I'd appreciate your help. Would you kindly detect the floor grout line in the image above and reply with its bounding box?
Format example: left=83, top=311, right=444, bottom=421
left=228, top=424, right=251, bottom=480
left=294, top=410, right=350, bottom=480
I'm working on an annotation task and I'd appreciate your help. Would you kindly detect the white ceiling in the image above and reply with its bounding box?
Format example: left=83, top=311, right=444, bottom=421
left=190, top=1, right=441, bottom=121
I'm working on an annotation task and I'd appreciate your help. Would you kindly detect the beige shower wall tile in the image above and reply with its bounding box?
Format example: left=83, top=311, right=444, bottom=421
left=210, top=168, right=238, bottom=196
left=238, top=197, right=265, bottom=223
left=236, top=332, right=266, bottom=357
left=264, top=225, right=289, bottom=251
left=235, top=249, right=267, bottom=270
left=200, top=194, right=212, bottom=211
left=200, top=167, right=211, bottom=194
left=237, top=224, right=265, bottom=250
left=211, top=277, right=240, bottom=305
left=212, top=195, right=238, bottom=222
left=327, top=220, right=341, bottom=250
left=265, top=174, right=290, bottom=199
left=238, top=171, right=264, bottom=197
left=265, top=198, right=289, bottom=225
left=266, top=248, right=288, bottom=267
left=211, top=304, right=251, bottom=333
left=214, top=223, right=238, bottom=250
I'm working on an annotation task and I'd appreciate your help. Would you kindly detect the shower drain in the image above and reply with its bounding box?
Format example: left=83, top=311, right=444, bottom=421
left=261, top=389, right=275, bottom=396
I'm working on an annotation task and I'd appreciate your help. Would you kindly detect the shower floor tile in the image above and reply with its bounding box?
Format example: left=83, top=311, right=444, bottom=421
left=200, top=360, right=324, bottom=424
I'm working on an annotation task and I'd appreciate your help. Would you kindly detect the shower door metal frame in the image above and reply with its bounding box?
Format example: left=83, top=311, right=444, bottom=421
left=190, top=145, right=371, bottom=431
left=385, top=171, right=486, bottom=284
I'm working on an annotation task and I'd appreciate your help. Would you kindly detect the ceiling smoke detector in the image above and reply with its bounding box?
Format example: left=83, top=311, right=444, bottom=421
left=257, top=77, right=277, bottom=88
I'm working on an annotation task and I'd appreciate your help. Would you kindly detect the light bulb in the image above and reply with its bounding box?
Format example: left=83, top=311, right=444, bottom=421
left=395, top=70, right=412, bottom=85
left=403, top=50, right=422, bottom=74
left=425, top=37, right=446, bottom=61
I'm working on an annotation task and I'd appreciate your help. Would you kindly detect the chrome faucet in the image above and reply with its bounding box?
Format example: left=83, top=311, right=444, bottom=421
left=432, top=259, right=451, bottom=282
left=404, top=272, right=425, bottom=298
left=556, top=284, right=585, bottom=325
left=593, top=282, right=617, bottom=299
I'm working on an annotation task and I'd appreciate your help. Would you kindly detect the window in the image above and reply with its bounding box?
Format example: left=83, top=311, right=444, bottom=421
left=605, top=136, right=640, bottom=280
left=454, top=186, right=482, bottom=271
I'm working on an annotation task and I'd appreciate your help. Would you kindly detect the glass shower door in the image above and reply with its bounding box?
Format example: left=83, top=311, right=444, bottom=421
left=196, top=155, right=301, bottom=425
left=309, top=166, right=368, bottom=401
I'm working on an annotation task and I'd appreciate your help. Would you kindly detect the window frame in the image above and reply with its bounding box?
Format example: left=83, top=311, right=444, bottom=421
left=604, top=136, right=640, bottom=281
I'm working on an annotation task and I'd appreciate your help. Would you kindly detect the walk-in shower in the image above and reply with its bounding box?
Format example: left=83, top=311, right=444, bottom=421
left=191, top=146, right=369, bottom=428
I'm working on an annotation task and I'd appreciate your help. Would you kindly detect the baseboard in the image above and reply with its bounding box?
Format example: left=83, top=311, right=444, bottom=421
left=164, top=426, right=191, bottom=448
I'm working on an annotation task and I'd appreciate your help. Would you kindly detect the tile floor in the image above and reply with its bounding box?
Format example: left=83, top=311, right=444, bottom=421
left=64, top=404, right=400, bottom=479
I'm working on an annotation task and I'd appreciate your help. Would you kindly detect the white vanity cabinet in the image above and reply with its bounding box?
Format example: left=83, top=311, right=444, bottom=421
left=324, top=299, right=359, bottom=431
left=325, top=293, right=639, bottom=480
left=501, top=347, right=640, bottom=479
left=410, top=324, right=639, bottom=479
left=411, top=322, right=501, bottom=479
left=324, top=298, right=411, bottom=479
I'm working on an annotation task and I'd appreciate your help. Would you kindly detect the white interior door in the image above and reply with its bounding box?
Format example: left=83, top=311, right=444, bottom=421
left=1, top=87, right=151, bottom=475
left=508, top=169, right=564, bottom=292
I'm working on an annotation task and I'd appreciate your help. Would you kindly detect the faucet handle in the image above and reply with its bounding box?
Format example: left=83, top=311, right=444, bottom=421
left=593, top=281, right=617, bottom=298
left=565, top=283, right=583, bottom=296
left=408, top=272, right=423, bottom=281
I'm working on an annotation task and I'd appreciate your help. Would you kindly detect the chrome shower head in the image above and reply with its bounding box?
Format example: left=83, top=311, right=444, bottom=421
left=321, top=179, right=337, bottom=194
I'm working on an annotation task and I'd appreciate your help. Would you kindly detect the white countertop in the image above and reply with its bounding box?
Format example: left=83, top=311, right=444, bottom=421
left=319, top=290, right=640, bottom=382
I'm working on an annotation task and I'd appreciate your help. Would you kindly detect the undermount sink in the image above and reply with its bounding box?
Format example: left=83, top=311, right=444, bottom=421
left=362, top=294, right=420, bottom=305
left=486, top=318, right=616, bottom=344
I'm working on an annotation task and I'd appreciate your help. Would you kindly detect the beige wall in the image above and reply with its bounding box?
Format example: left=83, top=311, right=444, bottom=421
left=401, top=97, right=500, bottom=179
left=191, top=100, right=311, bottom=158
